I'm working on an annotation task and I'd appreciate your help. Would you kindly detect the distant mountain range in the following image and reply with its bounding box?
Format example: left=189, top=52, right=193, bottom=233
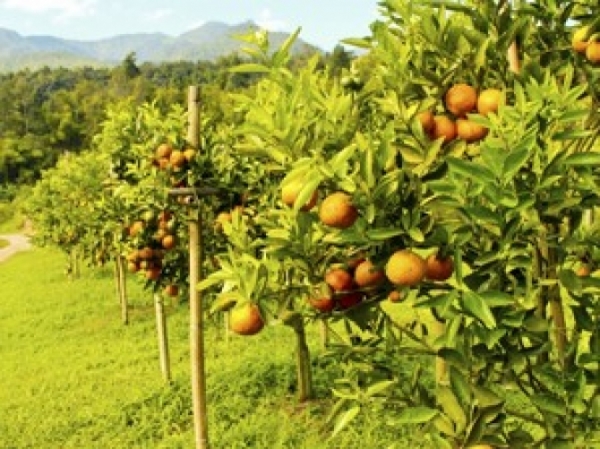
left=0, top=21, right=320, bottom=72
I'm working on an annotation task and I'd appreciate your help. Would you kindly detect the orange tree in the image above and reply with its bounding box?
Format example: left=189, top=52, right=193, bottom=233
left=23, top=150, right=109, bottom=277
left=200, top=1, right=599, bottom=447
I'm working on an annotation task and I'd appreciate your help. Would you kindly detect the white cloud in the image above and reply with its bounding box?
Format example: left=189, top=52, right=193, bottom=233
left=1, top=0, right=96, bottom=18
left=144, top=8, right=172, bottom=22
left=255, top=8, right=288, bottom=32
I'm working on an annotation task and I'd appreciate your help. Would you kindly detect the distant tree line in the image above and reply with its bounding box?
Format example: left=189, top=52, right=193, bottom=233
left=0, top=45, right=354, bottom=186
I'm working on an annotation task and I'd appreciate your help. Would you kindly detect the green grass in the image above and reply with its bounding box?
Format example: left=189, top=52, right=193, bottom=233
left=0, top=247, right=426, bottom=449
left=0, top=238, right=8, bottom=249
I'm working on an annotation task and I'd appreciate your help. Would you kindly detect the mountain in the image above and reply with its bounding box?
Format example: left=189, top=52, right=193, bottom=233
left=0, top=21, right=320, bottom=72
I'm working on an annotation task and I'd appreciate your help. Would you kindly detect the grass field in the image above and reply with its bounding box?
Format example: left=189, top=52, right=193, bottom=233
left=0, top=246, right=429, bottom=449
left=0, top=238, right=8, bottom=249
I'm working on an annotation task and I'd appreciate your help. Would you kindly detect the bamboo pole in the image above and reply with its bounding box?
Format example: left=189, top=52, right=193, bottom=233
left=154, top=293, right=172, bottom=383
left=118, top=256, right=129, bottom=325
left=187, top=86, right=210, bottom=449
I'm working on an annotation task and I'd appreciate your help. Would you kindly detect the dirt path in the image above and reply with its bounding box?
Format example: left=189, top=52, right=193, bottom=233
left=0, top=234, right=32, bottom=263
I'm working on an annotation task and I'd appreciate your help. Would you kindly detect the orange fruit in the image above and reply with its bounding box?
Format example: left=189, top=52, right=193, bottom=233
left=230, top=302, right=264, bottom=336
left=183, top=148, right=197, bottom=161
left=337, top=291, right=364, bottom=309
left=425, top=253, right=454, bottom=281
left=467, top=445, right=494, bottom=449
left=576, top=263, right=591, bottom=277
left=155, top=143, right=173, bottom=159
left=387, top=290, right=404, bottom=303
left=308, top=296, right=335, bottom=313
left=432, top=115, right=457, bottom=144
left=127, top=261, right=139, bottom=273
left=456, top=118, right=488, bottom=143
left=325, top=267, right=355, bottom=292
left=145, top=266, right=162, bottom=281
left=281, top=179, right=318, bottom=211
left=477, top=88, right=503, bottom=116
left=138, top=246, right=154, bottom=260
left=169, top=150, right=187, bottom=168
left=164, top=284, right=179, bottom=297
left=354, top=259, right=386, bottom=288
left=586, top=41, right=600, bottom=64
left=161, top=234, right=176, bottom=250
left=417, top=110, right=435, bottom=135
left=385, top=249, right=426, bottom=286
left=572, top=26, right=591, bottom=53
left=128, top=220, right=145, bottom=237
left=445, top=83, right=477, bottom=117
left=319, top=192, right=358, bottom=229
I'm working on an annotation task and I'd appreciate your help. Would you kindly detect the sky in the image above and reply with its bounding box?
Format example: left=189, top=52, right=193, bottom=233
left=0, top=0, right=380, bottom=50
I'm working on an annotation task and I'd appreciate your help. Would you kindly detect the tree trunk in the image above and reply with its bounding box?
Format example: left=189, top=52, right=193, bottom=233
left=294, top=322, right=313, bottom=402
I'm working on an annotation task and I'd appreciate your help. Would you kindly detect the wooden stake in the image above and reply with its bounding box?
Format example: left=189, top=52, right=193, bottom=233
left=154, top=293, right=171, bottom=383
left=117, top=256, right=129, bottom=325
left=187, top=86, right=210, bottom=449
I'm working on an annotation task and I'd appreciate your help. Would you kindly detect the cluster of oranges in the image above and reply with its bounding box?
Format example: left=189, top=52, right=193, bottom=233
left=151, top=142, right=197, bottom=173
left=417, top=84, right=503, bottom=145
left=279, top=179, right=455, bottom=312
left=307, top=249, right=454, bottom=313
left=124, top=210, right=179, bottom=297
left=572, top=26, right=600, bottom=64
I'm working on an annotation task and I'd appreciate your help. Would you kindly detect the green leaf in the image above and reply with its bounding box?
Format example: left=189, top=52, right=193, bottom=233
left=228, top=63, right=271, bottom=74
left=461, top=291, right=497, bottom=329
left=472, top=385, right=504, bottom=409
left=395, top=406, right=439, bottom=424
left=366, top=228, right=404, bottom=241
left=447, top=157, right=496, bottom=184
left=503, top=147, right=530, bottom=180
left=531, top=393, right=565, bottom=416
left=449, top=367, right=471, bottom=411
left=365, top=380, right=396, bottom=397
left=552, top=129, right=594, bottom=141
left=437, top=386, right=467, bottom=434
left=331, top=405, right=361, bottom=439
left=563, top=152, right=600, bottom=166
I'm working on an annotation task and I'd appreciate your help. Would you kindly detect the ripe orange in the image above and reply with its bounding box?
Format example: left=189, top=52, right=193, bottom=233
left=572, top=26, right=591, bottom=53
left=169, top=150, right=187, bottom=168
left=467, top=445, right=494, bottom=449
left=128, top=220, right=144, bottom=237
left=138, top=246, right=154, bottom=260
left=445, top=83, right=477, bottom=117
left=576, top=263, right=591, bottom=277
left=164, top=284, right=179, bottom=297
left=155, top=143, right=173, bottom=159
left=417, top=110, right=435, bottom=135
left=337, top=291, right=364, bottom=309
left=161, top=234, right=176, bottom=250
left=281, top=179, right=318, bottom=211
left=425, top=253, right=454, bottom=281
left=586, top=41, right=600, bottom=64
left=354, top=259, right=385, bottom=288
left=385, top=249, right=426, bottom=287
left=387, top=290, right=404, bottom=303
left=456, top=118, right=488, bottom=143
left=145, top=266, right=162, bottom=281
left=325, top=267, right=355, bottom=292
left=477, top=88, right=503, bottom=116
left=127, top=261, right=139, bottom=273
left=230, top=302, right=265, bottom=336
left=319, top=192, right=358, bottom=229
left=308, top=296, right=335, bottom=313
left=157, top=157, right=170, bottom=170
left=183, top=148, right=197, bottom=162
left=432, top=115, right=457, bottom=144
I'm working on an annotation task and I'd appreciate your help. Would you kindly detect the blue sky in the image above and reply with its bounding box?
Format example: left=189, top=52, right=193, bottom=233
left=0, top=0, right=379, bottom=50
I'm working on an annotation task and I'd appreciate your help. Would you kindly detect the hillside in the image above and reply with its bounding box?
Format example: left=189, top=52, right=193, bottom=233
left=0, top=21, right=320, bottom=72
